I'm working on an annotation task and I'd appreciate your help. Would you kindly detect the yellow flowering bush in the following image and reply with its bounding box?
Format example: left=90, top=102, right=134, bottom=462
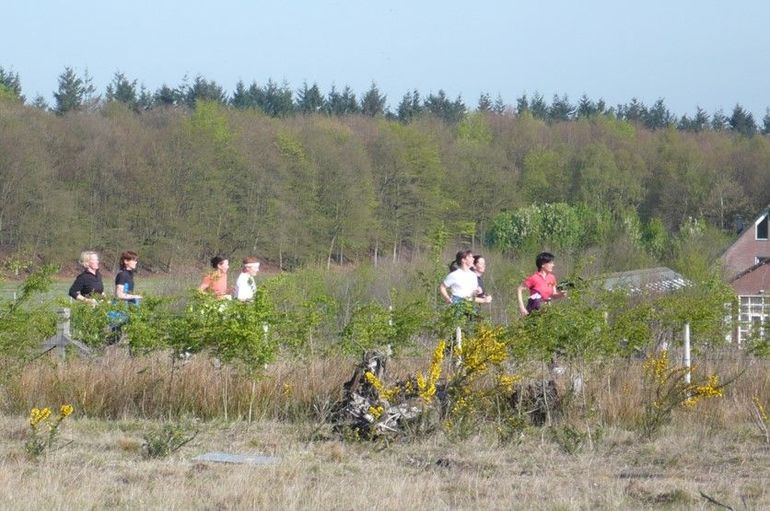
left=416, top=340, right=445, bottom=403
left=639, top=350, right=725, bottom=439
left=25, top=404, right=75, bottom=459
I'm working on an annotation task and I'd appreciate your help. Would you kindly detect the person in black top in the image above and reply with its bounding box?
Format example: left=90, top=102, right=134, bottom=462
left=115, top=250, right=142, bottom=305
left=68, top=251, right=105, bottom=304
left=472, top=254, right=493, bottom=304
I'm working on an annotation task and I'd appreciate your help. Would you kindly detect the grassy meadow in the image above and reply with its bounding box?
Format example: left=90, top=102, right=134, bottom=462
left=0, top=349, right=769, bottom=510
left=1, top=261, right=769, bottom=510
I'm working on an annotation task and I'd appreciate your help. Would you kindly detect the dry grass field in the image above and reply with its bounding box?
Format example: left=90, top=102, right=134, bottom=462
left=1, top=351, right=769, bottom=510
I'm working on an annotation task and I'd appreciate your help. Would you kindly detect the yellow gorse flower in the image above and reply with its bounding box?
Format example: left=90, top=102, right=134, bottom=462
left=458, top=326, right=507, bottom=376
left=364, top=371, right=400, bottom=402
left=367, top=405, right=384, bottom=419
left=59, top=404, right=74, bottom=417
left=29, top=407, right=52, bottom=427
left=497, top=374, right=521, bottom=392
left=417, top=340, right=445, bottom=403
left=643, top=350, right=669, bottom=384
left=692, top=375, right=723, bottom=398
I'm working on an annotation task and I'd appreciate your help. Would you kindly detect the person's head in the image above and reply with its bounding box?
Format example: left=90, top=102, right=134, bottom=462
left=210, top=255, right=229, bottom=272
left=473, top=255, right=486, bottom=274
left=242, top=256, right=260, bottom=276
left=120, top=250, right=138, bottom=270
left=453, top=250, right=473, bottom=268
left=454, top=250, right=474, bottom=270
left=79, top=251, right=99, bottom=271
left=535, top=252, right=555, bottom=271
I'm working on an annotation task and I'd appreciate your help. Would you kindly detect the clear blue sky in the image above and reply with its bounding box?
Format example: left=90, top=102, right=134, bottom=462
left=5, top=0, right=770, bottom=118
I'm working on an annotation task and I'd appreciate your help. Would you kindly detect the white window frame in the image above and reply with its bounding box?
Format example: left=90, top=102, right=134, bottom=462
left=737, top=294, right=770, bottom=345
left=756, top=213, right=769, bottom=240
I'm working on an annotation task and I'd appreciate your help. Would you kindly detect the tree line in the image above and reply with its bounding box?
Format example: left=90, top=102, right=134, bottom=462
left=1, top=71, right=770, bottom=272
left=1, top=66, right=769, bottom=136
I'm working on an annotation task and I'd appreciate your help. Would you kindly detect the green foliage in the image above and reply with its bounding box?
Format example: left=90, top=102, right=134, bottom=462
left=487, top=202, right=587, bottom=253
left=0, top=265, right=58, bottom=358
left=641, top=217, right=668, bottom=258
left=53, top=66, right=95, bottom=114
left=340, top=302, right=394, bottom=354
left=168, top=292, right=278, bottom=370
left=121, top=297, right=177, bottom=353
left=68, top=301, right=114, bottom=348
left=142, top=422, right=197, bottom=459
left=508, top=272, right=732, bottom=364
left=259, top=270, right=339, bottom=354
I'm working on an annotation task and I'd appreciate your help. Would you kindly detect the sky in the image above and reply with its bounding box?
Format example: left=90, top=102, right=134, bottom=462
left=5, top=0, right=770, bottom=118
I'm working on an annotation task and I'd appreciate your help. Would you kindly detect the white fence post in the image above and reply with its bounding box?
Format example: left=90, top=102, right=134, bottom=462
left=683, top=322, right=691, bottom=384
left=455, top=326, right=462, bottom=366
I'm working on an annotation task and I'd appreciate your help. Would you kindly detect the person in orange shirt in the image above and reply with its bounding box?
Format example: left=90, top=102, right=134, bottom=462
left=199, top=255, right=231, bottom=299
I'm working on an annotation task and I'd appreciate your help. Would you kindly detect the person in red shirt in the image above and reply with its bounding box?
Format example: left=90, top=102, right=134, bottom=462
left=517, top=252, right=566, bottom=316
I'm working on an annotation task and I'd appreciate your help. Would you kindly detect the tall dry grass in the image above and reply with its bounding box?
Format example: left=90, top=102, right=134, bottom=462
left=0, top=349, right=433, bottom=422
left=2, top=348, right=768, bottom=436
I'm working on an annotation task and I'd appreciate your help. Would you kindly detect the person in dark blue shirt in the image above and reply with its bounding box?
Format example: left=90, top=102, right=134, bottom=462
left=114, top=250, right=142, bottom=305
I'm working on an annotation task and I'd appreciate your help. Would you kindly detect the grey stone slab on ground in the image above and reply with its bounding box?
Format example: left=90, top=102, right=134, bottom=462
left=193, top=452, right=279, bottom=465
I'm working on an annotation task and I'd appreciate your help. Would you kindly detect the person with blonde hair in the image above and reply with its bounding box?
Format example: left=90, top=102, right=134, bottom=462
left=233, top=256, right=260, bottom=301
left=68, top=250, right=105, bottom=304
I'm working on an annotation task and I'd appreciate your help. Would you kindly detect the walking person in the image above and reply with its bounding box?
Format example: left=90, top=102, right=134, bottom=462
left=68, top=250, right=105, bottom=305
left=233, top=256, right=260, bottom=302
left=199, top=255, right=231, bottom=299
left=517, top=252, right=566, bottom=317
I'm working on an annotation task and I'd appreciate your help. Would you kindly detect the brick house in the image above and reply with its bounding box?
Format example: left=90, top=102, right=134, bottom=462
left=721, top=209, right=770, bottom=344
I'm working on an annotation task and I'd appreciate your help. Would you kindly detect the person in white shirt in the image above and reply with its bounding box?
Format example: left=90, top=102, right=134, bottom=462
left=439, top=250, right=481, bottom=305
left=233, top=256, right=260, bottom=301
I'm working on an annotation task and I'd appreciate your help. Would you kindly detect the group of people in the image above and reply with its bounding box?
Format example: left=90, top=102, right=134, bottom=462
left=69, top=248, right=563, bottom=318
left=68, top=251, right=263, bottom=305
left=68, top=250, right=142, bottom=305
left=439, top=249, right=566, bottom=317
left=198, top=255, right=261, bottom=301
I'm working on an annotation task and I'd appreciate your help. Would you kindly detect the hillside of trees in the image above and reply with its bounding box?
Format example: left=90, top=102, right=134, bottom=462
left=1, top=67, right=770, bottom=271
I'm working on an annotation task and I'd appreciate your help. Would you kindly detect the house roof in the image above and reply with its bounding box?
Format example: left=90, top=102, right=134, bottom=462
left=728, top=258, right=770, bottom=284
left=602, top=267, right=689, bottom=294
left=721, top=208, right=770, bottom=257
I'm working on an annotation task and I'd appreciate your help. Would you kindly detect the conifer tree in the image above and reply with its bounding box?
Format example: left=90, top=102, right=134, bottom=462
left=729, top=104, right=757, bottom=136
left=548, top=94, right=574, bottom=122
left=361, top=82, right=386, bottom=117
left=477, top=92, right=492, bottom=112
left=493, top=94, right=506, bottom=114
left=0, top=66, right=24, bottom=102
left=296, top=81, right=324, bottom=114
left=576, top=94, right=597, bottom=118
left=516, top=93, right=529, bottom=115
left=105, top=72, right=138, bottom=111
left=53, top=67, right=95, bottom=114
left=529, top=93, right=547, bottom=119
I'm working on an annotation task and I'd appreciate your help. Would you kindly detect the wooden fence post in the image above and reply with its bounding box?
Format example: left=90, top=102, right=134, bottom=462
left=41, top=307, right=92, bottom=360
